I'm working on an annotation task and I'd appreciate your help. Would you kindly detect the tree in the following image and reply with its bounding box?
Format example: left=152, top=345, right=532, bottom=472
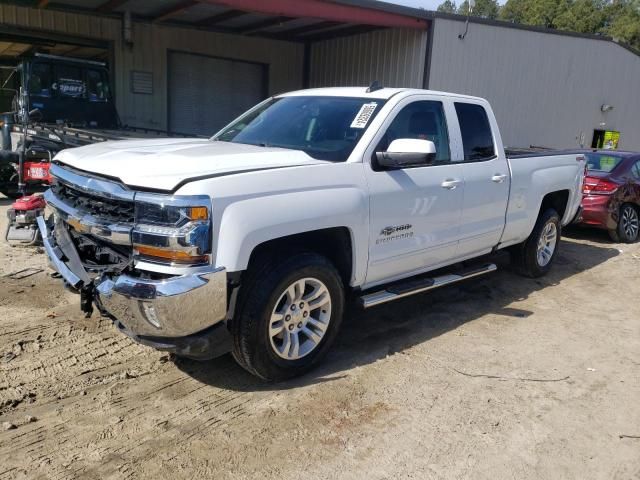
left=437, top=0, right=457, bottom=13
left=457, top=0, right=500, bottom=19
left=602, top=0, right=640, bottom=50
left=445, top=0, right=640, bottom=52
left=554, top=0, right=606, bottom=33
left=499, top=0, right=528, bottom=23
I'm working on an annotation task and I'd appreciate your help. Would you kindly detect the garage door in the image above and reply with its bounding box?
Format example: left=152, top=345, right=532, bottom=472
left=168, top=51, right=266, bottom=136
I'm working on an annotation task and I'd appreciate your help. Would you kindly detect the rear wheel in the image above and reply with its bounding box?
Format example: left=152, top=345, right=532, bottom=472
left=609, top=204, right=639, bottom=243
left=231, top=252, right=345, bottom=381
left=513, top=208, right=561, bottom=278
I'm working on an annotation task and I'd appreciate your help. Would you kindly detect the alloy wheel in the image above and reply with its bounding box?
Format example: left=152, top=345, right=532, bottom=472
left=621, top=205, right=639, bottom=240
left=536, top=221, right=558, bottom=267
left=269, top=277, right=332, bottom=360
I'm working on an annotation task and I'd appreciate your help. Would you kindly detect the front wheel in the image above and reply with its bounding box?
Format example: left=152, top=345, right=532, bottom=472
left=513, top=208, right=561, bottom=278
left=231, top=252, right=345, bottom=381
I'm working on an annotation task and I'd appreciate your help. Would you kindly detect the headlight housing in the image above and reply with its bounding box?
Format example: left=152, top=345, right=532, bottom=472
left=132, top=194, right=212, bottom=266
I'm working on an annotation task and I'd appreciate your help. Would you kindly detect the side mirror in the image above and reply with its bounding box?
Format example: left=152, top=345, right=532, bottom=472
left=376, top=139, right=436, bottom=170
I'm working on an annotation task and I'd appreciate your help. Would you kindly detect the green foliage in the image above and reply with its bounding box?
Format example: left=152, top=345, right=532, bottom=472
left=436, top=0, right=640, bottom=51
left=603, top=0, right=640, bottom=49
left=554, top=0, right=607, bottom=33
left=457, top=0, right=500, bottom=19
left=498, top=0, right=527, bottom=23
left=437, top=0, right=457, bottom=13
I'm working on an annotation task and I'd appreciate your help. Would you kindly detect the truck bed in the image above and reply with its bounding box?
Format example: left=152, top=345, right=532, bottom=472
left=505, top=146, right=555, bottom=158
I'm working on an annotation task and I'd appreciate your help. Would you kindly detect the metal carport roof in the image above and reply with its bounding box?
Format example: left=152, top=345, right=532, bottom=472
left=18, top=0, right=428, bottom=42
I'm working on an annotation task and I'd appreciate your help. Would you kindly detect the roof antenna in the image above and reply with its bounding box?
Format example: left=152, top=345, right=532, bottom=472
left=366, top=80, right=383, bottom=93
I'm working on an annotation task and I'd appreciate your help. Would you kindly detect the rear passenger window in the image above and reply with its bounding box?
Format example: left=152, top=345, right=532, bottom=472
left=454, top=103, right=495, bottom=162
left=632, top=161, right=640, bottom=179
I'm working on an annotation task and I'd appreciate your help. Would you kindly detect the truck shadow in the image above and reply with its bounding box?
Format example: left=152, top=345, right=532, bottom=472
left=562, top=225, right=616, bottom=244
left=175, top=238, right=619, bottom=391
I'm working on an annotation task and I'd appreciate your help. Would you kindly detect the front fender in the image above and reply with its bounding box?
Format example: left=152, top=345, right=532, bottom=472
left=215, top=187, right=369, bottom=286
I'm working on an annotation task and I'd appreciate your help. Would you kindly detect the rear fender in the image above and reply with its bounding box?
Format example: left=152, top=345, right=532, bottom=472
left=501, top=160, right=584, bottom=246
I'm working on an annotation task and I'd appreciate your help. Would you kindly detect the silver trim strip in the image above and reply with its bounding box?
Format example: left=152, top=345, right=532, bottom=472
left=50, top=163, right=135, bottom=202
left=133, top=259, right=216, bottom=276
left=135, top=192, right=211, bottom=207
left=360, top=263, right=497, bottom=308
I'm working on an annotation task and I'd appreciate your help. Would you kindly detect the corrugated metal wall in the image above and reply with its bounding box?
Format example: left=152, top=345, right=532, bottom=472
left=6, top=3, right=637, bottom=149
left=428, top=17, right=640, bottom=150
left=309, top=28, right=428, bottom=88
left=0, top=4, right=304, bottom=132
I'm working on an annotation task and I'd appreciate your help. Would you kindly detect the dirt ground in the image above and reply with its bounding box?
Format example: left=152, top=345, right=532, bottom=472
left=0, top=197, right=639, bottom=480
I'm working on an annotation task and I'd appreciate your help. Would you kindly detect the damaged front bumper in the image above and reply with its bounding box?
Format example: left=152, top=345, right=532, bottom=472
left=37, top=216, right=232, bottom=360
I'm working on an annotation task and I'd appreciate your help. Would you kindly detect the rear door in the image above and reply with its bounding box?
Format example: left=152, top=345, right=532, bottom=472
left=364, top=95, right=465, bottom=286
left=453, top=101, right=510, bottom=258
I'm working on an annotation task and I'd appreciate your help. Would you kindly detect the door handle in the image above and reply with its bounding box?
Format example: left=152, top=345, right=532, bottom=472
left=491, top=174, right=508, bottom=183
left=441, top=179, right=462, bottom=190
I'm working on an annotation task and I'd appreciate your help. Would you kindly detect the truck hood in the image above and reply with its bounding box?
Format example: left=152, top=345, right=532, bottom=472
left=53, top=138, right=325, bottom=191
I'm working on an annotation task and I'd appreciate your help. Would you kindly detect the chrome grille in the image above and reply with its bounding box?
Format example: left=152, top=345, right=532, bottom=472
left=52, top=181, right=135, bottom=224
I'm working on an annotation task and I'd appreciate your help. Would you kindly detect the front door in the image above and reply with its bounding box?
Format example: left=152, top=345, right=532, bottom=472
left=364, top=97, right=465, bottom=287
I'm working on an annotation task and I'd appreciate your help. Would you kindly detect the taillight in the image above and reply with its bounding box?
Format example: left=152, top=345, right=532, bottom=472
left=583, top=176, right=618, bottom=195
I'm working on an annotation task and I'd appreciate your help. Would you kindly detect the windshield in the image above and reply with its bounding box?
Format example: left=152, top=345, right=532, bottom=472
left=214, top=96, right=386, bottom=162
left=585, top=153, right=624, bottom=173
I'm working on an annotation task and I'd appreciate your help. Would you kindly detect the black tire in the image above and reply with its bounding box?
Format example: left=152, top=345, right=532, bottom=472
left=609, top=204, right=639, bottom=243
left=512, top=208, right=561, bottom=278
left=0, top=165, right=20, bottom=199
left=231, top=251, right=345, bottom=382
left=0, top=189, right=21, bottom=200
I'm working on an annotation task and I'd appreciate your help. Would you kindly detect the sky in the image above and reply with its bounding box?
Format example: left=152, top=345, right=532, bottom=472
left=386, top=0, right=504, bottom=11
left=386, top=0, right=447, bottom=9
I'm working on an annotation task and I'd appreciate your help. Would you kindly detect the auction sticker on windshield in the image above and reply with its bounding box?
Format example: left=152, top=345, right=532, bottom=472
left=350, top=102, right=378, bottom=129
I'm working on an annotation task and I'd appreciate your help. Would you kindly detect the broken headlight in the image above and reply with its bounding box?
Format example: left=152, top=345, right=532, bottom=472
left=132, top=194, right=212, bottom=266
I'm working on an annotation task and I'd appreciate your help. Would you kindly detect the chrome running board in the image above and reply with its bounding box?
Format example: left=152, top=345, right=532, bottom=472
left=360, top=263, right=497, bottom=308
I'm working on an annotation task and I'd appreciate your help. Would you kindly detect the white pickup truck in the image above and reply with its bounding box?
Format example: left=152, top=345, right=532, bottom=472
left=38, top=87, right=585, bottom=381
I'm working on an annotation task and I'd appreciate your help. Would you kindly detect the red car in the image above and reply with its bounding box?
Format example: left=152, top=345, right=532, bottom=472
left=578, top=150, right=640, bottom=243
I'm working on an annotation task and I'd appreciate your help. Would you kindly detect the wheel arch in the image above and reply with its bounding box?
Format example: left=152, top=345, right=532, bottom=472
left=213, top=187, right=368, bottom=286
left=540, top=189, right=570, bottom=220
left=516, top=189, right=570, bottom=243
left=245, top=227, right=354, bottom=287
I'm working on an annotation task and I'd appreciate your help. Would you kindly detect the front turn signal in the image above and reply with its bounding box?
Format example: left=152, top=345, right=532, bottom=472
left=134, top=244, right=210, bottom=265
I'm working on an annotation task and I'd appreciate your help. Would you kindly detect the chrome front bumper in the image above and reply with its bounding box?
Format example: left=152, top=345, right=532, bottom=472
left=37, top=215, right=229, bottom=343
left=94, top=267, right=227, bottom=338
